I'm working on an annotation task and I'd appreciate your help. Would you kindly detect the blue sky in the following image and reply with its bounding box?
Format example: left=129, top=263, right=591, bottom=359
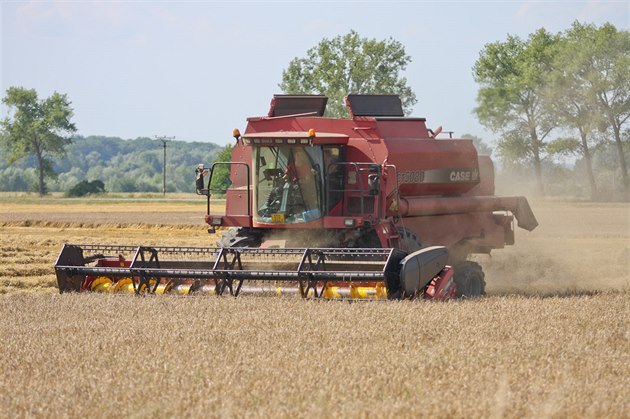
left=1, top=0, right=628, bottom=147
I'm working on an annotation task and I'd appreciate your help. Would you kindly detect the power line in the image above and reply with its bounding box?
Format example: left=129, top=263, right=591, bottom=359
left=155, top=135, right=175, bottom=196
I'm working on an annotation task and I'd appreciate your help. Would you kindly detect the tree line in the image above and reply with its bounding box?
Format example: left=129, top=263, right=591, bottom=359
left=0, top=134, right=220, bottom=194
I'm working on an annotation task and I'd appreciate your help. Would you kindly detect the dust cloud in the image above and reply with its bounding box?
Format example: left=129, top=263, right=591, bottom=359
left=474, top=200, right=630, bottom=296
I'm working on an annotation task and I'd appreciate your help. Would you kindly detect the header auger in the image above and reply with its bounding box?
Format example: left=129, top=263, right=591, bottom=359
left=55, top=94, right=537, bottom=300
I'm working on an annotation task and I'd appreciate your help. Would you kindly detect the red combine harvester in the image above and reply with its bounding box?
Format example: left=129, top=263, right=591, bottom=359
left=55, top=95, right=537, bottom=299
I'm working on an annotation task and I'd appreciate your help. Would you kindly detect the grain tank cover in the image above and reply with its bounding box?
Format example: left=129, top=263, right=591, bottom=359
left=346, top=94, right=404, bottom=117
left=268, top=95, right=328, bottom=117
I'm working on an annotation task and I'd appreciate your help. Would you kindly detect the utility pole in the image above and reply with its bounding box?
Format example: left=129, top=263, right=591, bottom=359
left=155, top=135, right=175, bottom=196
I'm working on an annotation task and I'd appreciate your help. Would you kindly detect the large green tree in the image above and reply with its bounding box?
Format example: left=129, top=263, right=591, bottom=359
left=280, top=30, right=417, bottom=117
left=563, top=22, right=630, bottom=195
left=473, top=29, right=558, bottom=196
left=545, top=27, right=603, bottom=200
left=1, top=87, right=76, bottom=196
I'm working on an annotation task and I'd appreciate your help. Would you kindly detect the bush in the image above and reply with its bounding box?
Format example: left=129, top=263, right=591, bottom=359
left=66, top=180, right=106, bottom=197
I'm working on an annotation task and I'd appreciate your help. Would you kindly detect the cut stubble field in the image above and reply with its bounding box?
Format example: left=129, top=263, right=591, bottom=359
left=0, top=195, right=628, bottom=417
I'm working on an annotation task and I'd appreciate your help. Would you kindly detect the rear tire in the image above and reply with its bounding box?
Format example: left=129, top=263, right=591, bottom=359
left=453, top=261, right=486, bottom=298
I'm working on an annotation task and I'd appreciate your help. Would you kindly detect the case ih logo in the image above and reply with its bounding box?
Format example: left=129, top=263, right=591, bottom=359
left=449, top=169, right=479, bottom=182
left=398, top=168, right=479, bottom=184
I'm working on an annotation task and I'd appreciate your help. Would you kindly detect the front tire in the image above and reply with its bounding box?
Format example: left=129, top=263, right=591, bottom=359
left=216, top=227, right=262, bottom=248
left=396, top=227, right=421, bottom=253
left=453, top=261, right=486, bottom=298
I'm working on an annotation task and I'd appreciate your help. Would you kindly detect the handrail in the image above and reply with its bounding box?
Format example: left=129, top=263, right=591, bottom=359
left=208, top=161, right=251, bottom=216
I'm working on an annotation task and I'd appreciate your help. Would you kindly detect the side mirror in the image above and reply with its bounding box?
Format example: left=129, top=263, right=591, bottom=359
left=195, top=164, right=210, bottom=195
left=368, top=173, right=380, bottom=196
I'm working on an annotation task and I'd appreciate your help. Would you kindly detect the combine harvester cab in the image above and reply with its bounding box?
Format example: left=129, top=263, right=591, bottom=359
left=55, top=94, right=537, bottom=300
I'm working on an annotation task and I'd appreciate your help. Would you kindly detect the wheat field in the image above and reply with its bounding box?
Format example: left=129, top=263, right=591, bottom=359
left=0, top=195, right=628, bottom=417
